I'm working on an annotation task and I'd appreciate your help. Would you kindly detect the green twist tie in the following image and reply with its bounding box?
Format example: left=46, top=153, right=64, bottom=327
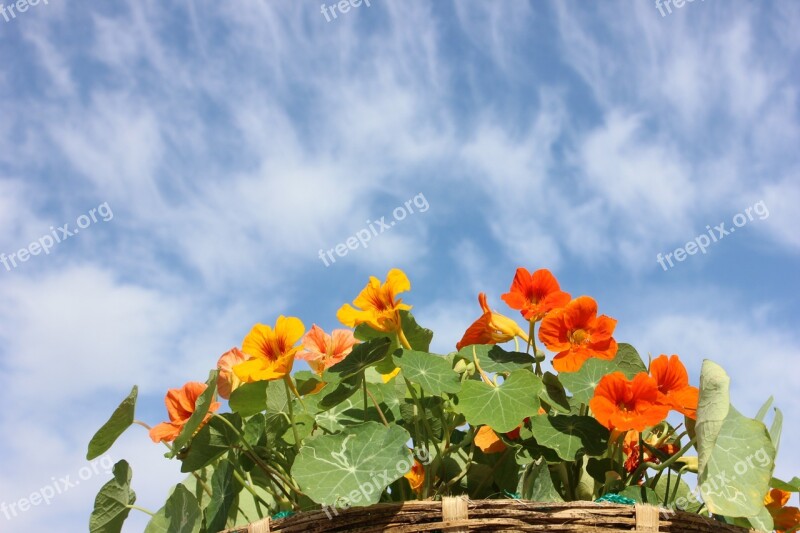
left=503, top=490, right=521, bottom=499
left=595, top=493, right=636, bottom=505
left=272, top=510, right=294, bottom=520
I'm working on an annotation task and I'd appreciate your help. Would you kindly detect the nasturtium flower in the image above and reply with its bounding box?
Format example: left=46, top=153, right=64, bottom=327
left=622, top=430, right=680, bottom=473
left=337, top=268, right=411, bottom=333
left=475, top=426, right=506, bottom=454
left=589, top=372, right=670, bottom=432
left=404, top=460, right=425, bottom=493
left=538, top=296, right=618, bottom=372
left=764, top=488, right=800, bottom=533
left=456, top=293, right=529, bottom=351
left=216, top=348, right=247, bottom=400
left=149, top=382, right=221, bottom=443
left=233, top=316, right=305, bottom=383
left=296, top=325, right=358, bottom=375
left=649, top=354, right=699, bottom=419
left=501, top=268, right=571, bottom=321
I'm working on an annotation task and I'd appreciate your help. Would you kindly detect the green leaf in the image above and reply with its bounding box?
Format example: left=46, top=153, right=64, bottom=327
left=170, top=371, right=219, bottom=456
left=281, top=413, right=315, bottom=445
left=228, top=382, right=268, bottom=417
left=394, top=349, right=461, bottom=396
left=699, top=405, right=775, bottom=517
left=89, top=460, right=136, bottom=533
left=539, top=372, right=571, bottom=414
left=519, top=458, right=563, bottom=502
left=316, top=373, right=363, bottom=411
left=324, top=337, right=392, bottom=380
left=771, top=476, right=800, bottom=492
left=651, top=473, right=702, bottom=512
left=159, top=484, right=202, bottom=533
left=529, top=415, right=609, bottom=461
left=613, top=343, right=648, bottom=377
left=315, top=382, right=399, bottom=433
left=769, top=407, right=782, bottom=453
left=204, top=459, right=237, bottom=533
left=454, top=370, right=543, bottom=433
left=558, top=344, right=646, bottom=405
left=400, top=310, right=433, bottom=351
left=555, top=359, right=613, bottom=404
left=292, top=421, right=412, bottom=506
left=87, top=386, right=138, bottom=460
left=696, top=360, right=776, bottom=518
left=294, top=371, right=325, bottom=396
left=179, top=414, right=241, bottom=473
left=696, top=360, right=731, bottom=473
left=457, top=344, right=536, bottom=374
left=755, top=396, right=773, bottom=422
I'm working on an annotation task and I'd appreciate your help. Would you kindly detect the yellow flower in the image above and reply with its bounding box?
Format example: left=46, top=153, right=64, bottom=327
left=233, top=316, right=305, bottom=382
left=337, top=269, right=411, bottom=333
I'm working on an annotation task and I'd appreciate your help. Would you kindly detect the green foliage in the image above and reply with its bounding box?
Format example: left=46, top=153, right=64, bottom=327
left=87, top=386, right=137, bottom=460
left=89, top=460, right=136, bottom=533
left=394, top=349, right=461, bottom=395
left=454, top=370, right=543, bottom=433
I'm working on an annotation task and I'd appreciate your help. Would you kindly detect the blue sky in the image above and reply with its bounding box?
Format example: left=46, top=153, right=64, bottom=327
left=1, top=1, right=798, bottom=530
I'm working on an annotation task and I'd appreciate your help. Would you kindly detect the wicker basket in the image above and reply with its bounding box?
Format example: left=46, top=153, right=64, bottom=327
left=221, top=498, right=754, bottom=532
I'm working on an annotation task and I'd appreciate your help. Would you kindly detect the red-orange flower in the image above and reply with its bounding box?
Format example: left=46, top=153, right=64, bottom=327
left=622, top=430, right=680, bottom=473
left=538, top=296, right=618, bottom=372
left=456, top=293, right=529, bottom=351
left=589, top=372, right=670, bottom=432
left=501, top=268, right=571, bottom=321
left=765, top=488, right=800, bottom=533
left=649, top=355, right=699, bottom=419
left=404, top=460, right=425, bottom=494
left=475, top=426, right=506, bottom=454
left=296, top=325, right=358, bottom=375
left=149, top=382, right=221, bottom=443
left=216, top=348, right=248, bottom=400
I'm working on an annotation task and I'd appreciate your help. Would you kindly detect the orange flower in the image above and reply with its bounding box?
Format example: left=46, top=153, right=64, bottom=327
left=649, top=355, right=699, bottom=419
left=216, top=348, right=248, bottom=400
left=296, top=325, right=358, bottom=375
left=149, top=382, right=221, bottom=443
left=475, top=426, right=506, bottom=454
left=501, top=268, right=571, bottom=321
left=765, top=488, right=800, bottom=533
left=622, top=430, right=680, bottom=473
left=233, top=316, right=305, bottom=382
left=538, top=296, right=618, bottom=372
left=589, top=372, right=669, bottom=432
left=404, top=460, right=425, bottom=493
left=456, top=293, right=529, bottom=351
left=337, top=269, right=411, bottom=333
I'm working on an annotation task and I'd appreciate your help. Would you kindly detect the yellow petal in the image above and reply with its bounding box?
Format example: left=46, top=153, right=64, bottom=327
left=382, top=368, right=401, bottom=383
left=386, top=268, right=411, bottom=295
left=276, top=315, right=305, bottom=345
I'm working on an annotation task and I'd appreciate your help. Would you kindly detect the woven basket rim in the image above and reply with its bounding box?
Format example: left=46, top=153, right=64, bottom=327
left=221, top=498, right=756, bottom=533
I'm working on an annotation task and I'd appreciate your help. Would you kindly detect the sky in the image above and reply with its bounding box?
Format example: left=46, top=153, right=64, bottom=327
left=1, top=0, right=798, bottom=531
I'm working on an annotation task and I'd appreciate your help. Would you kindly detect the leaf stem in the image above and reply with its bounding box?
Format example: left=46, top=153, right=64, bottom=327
left=366, top=387, right=390, bottom=426
left=283, top=376, right=302, bottom=452
left=126, top=504, right=155, bottom=517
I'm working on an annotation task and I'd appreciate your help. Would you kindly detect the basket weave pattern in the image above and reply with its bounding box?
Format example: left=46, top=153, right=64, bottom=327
left=222, top=498, right=754, bottom=532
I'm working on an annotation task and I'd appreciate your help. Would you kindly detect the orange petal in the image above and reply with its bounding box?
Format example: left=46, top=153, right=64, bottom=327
left=475, top=425, right=507, bottom=454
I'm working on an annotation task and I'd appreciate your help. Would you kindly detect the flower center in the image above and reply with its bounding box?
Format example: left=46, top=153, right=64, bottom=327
left=570, top=328, right=589, bottom=344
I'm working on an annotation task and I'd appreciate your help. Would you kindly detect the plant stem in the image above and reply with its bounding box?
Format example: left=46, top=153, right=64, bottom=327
left=398, top=327, right=412, bottom=350
left=283, top=376, right=302, bottom=452
left=231, top=466, right=276, bottom=512
left=126, top=505, right=155, bottom=517
left=362, top=376, right=369, bottom=423
left=366, top=387, right=390, bottom=426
